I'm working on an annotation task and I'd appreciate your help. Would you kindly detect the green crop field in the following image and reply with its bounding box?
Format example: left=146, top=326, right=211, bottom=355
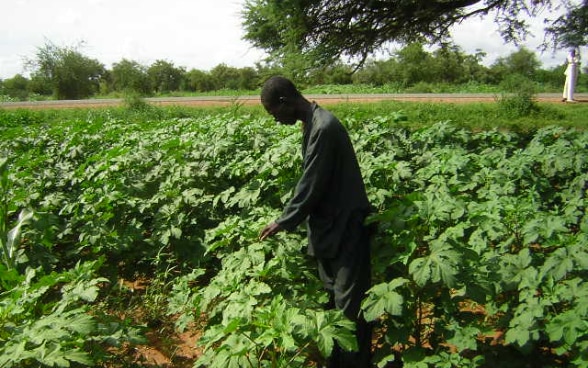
left=1, top=101, right=587, bottom=367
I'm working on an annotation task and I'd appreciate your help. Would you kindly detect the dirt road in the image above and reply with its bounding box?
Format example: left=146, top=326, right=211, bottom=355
left=2, top=93, right=586, bottom=110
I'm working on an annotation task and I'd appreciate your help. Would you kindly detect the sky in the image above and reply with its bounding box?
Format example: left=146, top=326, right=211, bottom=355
left=0, top=0, right=579, bottom=80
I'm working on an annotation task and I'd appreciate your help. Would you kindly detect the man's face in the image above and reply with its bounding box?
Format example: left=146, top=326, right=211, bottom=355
left=263, top=99, right=297, bottom=125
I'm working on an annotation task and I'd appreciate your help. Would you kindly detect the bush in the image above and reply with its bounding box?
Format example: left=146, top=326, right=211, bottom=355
left=496, top=74, right=539, bottom=117
left=122, top=92, right=151, bottom=112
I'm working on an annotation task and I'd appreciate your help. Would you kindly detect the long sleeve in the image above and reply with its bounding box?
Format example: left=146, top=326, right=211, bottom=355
left=275, top=104, right=371, bottom=258
left=277, top=124, right=335, bottom=230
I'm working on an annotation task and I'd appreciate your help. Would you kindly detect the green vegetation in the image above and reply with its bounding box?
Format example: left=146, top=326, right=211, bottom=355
left=242, top=0, right=586, bottom=71
left=2, top=98, right=588, bottom=130
left=0, top=101, right=587, bottom=367
left=1, top=42, right=586, bottom=102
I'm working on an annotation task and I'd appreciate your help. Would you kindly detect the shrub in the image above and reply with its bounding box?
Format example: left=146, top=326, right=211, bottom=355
left=496, top=74, right=539, bottom=117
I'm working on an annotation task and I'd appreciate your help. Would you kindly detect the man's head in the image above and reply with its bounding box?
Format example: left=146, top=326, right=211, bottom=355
left=260, top=76, right=303, bottom=125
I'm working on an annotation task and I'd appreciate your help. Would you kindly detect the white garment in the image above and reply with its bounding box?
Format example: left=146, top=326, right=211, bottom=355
left=563, top=51, right=580, bottom=101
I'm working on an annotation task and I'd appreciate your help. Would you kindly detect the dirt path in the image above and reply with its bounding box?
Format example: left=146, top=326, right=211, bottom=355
left=2, top=93, right=587, bottom=109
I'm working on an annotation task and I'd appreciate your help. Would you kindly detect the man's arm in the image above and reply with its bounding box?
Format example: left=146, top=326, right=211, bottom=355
left=259, top=222, right=282, bottom=241
left=259, top=125, right=336, bottom=240
left=276, top=126, right=335, bottom=230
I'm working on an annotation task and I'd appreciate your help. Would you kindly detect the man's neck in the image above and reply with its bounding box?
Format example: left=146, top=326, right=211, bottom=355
left=297, top=98, right=313, bottom=126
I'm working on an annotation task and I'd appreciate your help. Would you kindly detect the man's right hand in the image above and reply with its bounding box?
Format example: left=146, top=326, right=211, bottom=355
left=259, top=222, right=282, bottom=241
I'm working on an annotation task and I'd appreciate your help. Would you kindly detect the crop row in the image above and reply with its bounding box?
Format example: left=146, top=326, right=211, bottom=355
left=0, top=112, right=586, bottom=367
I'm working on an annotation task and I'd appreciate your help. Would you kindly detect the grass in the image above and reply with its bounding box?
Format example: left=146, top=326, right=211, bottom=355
left=1, top=98, right=587, bottom=132
left=113, top=81, right=576, bottom=98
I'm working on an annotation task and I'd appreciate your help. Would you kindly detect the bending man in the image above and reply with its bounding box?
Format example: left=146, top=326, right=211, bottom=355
left=258, top=76, right=373, bottom=368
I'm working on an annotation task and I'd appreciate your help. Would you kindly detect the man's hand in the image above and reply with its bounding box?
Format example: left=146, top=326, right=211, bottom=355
left=259, top=222, right=282, bottom=241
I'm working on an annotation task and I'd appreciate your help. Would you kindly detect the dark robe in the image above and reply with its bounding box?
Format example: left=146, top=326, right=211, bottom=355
left=275, top=103, right=373, bottom=367
left=276, top=103, right=371, bottom=258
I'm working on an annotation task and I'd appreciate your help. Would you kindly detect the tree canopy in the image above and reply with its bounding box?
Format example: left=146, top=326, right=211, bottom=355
left=26, top=41, right=105, bottom=100
left=242, top=0, right=587, bottom=69
left=546, top=0, right=588, bottom=48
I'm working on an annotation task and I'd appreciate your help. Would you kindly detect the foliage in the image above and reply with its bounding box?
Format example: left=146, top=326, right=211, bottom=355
left=0, top=157, right=145, bottom=367
left=185, top=68, right=217, bottom=92
left=0, top=260, right=144, bottom=367
left=0, top=74, right=30, bottom=100
left=490, top=47, right=542, bottom=84
left=359, top=122, right=588, bottom=367
left=122, top=92, right=153, bottom=112
left=241, top=0, right=581, bottom=69
left=0, top=105, right=587, bottom=366
left=545, top=0, right=588, bottom=48
left=147, top=59, right=185, bottom=94
left=110, top=59, right=152, bottom=95
left=3, top=40, right=586, bottom=101
left=25, top=41, right=106, bottom=100
left=218, top=65, right=257, bottom=90
left=496, top=74, right=540, bottom=117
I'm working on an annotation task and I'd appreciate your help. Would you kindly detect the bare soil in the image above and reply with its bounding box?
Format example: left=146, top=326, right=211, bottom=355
left=2, top=93, right=587, bottom=110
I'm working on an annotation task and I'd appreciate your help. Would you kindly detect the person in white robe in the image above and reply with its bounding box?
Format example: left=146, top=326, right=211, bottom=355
left=563, top=48, right=580, bottom=102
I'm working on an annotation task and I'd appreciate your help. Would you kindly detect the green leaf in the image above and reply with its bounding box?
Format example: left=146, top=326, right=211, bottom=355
left=62, top=349, right=93, bottom=366
left=522, top=214, right=568, bottom=245
left=505, top=297, right=544, bottom=347
left=63, top=279, right=104, bottom=303
left=66, top=311, right=97, bottom=335
left=498, top=248, right=538, bottom=290
left=362, top=278, right=408, bottom=321
left=446, top=323, right=480, bottom=351
left=315, top=316, right=335, bottom=357
left=0, top=340, right=31, bottom=367
left=546, top=310, right=587, bottom=346
left=5, top=208, right=34, bottom=264
left=334, top=327, right=359, bottom=353
left=37, top=343, right=70, bottom=367
left=541, top=247, right=574, bottom=281
left=409, top=240, right=460, bottom=287
left=311, top=310, right=357, bottom=357
left=223, top=318, right=243, bottom=334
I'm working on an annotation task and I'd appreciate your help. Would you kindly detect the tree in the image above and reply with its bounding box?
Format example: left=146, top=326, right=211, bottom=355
left=431, top=44, right=471, bottom=84
left=308, top=63, right=354, bottom=85
left=210, top=64, right=241, bottom=90
left=242, top=0, right=585, bottom=69
left=1, top=74, right=29, bottom=100
left=111, top=59, right=151, bottom=95
left=147, top=60, right=184, bottom=94
left=352, top=58, right=402, bottom=86
left=545, top=0, right=588, bottom=49
left=461, top=49, right=492, bottom=84
left=28, top=74, right=53, bottom=97
left=185, top=69, right=216, bottom=92
left=395, top=43, right=436, bottom=87
left=490, top=47, right=541, bottom=83
left=27, top=41, right=105, bottom=100
left=237, top=67, right=260, bottom=90
left=351, top=43, right=491, bottom=87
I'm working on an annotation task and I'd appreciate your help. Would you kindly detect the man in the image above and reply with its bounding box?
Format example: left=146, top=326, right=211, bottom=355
left=258, top=76, right=373, bottom=368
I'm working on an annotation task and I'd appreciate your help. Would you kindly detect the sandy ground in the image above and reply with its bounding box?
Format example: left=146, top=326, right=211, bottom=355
left=2, top=93, right=587, bottom=109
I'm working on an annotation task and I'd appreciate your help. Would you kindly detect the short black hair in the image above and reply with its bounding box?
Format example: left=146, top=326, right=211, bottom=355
left=260, top=76, right=302, bottom=107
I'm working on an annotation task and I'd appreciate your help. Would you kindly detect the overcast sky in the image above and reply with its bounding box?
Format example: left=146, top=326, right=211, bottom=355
left=0, top=0, right=578, bottom=80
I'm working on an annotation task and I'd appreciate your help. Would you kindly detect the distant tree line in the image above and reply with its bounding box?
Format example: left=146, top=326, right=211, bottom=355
left=0, top=41, right=586, bottom=101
